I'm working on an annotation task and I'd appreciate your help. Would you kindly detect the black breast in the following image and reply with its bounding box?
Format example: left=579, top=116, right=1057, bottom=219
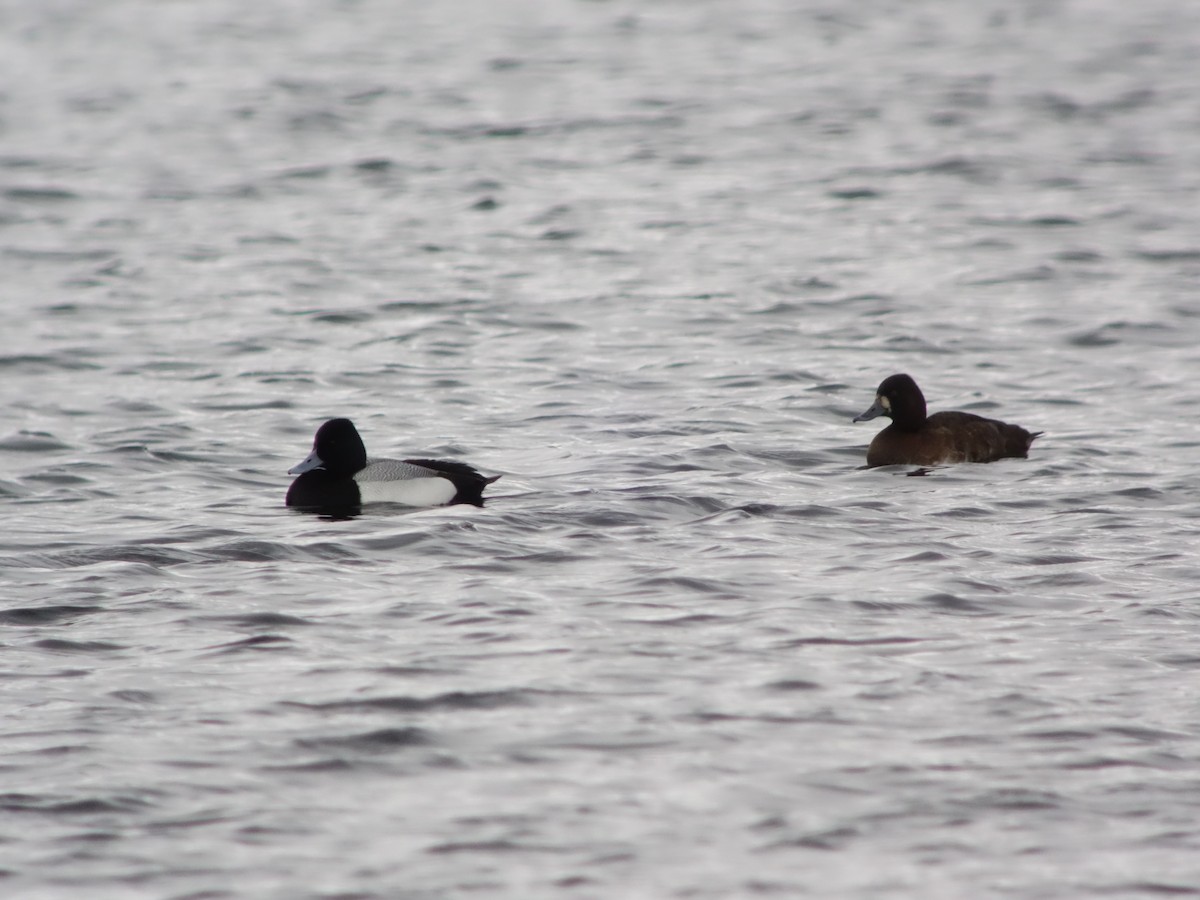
left=285, top=471, right=363, bottom=508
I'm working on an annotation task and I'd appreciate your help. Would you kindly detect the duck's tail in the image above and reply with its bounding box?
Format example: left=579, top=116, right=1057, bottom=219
left=406, top=459, right=501, bottom=507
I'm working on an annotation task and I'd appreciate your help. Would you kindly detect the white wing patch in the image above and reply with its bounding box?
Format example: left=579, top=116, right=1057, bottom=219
left=354, top=459, right=458, bottom=507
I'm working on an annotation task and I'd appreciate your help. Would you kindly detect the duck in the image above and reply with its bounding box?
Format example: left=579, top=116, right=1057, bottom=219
left=286, top=418, right=498, bottom=509
left=853, top=374, right=1041, bottom=467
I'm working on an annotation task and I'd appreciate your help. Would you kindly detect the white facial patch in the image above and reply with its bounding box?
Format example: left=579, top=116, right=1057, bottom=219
left=879, top=395, right=891, bottom=411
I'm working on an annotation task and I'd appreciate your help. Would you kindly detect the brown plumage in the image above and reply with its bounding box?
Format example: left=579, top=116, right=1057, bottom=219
left=853, top=374, right=1041, bottom=467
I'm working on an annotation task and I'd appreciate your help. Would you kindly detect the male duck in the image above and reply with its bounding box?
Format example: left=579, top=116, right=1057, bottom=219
left=286, top=418, right=498, bottom=509
left=853, top=374, right=1041, bottom=467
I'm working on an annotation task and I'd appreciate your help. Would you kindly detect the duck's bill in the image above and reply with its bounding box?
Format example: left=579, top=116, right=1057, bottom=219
left=288, top=450, right=325, bottom=475
left=853, top=400, right=886, bottom=423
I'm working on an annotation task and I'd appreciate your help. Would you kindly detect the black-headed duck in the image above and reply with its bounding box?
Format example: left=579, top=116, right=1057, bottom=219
left=286, top=418, right=499, bottom=510
left=853, top=374, right=1041, bottom=467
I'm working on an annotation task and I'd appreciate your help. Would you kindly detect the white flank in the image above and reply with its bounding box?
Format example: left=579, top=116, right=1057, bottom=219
left=354, top=458, right=458, bottom=507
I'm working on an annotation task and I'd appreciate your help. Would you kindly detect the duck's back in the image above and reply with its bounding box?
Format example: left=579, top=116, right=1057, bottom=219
left=867, top=411, right=1039, bottom=466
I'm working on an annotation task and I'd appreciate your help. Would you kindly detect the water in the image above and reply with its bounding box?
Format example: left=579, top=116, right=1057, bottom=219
left=3, top=0, right=1200, bottom=896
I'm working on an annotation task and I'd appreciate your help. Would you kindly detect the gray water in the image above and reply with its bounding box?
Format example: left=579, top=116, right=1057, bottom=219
left=4, top=1, right=1200, bottom=897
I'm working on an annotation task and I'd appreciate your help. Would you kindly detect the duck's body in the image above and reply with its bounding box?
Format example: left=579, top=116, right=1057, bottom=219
left=854, top=374, right=1040, bottom=467
left=286, top=418, right=498, bottom=510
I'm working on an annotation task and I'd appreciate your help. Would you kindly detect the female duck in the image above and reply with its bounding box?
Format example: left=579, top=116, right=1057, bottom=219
left=853, top=374, right=1041, bottom=467
left=286, top=418, right=498, bottom=509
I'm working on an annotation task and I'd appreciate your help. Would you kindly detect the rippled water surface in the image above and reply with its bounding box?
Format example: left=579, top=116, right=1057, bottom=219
left=4, top=1, right=1200, bottom=897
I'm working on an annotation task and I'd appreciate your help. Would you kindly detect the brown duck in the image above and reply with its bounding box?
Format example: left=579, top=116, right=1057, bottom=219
left=854, top=374, right=1041, bottom=467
